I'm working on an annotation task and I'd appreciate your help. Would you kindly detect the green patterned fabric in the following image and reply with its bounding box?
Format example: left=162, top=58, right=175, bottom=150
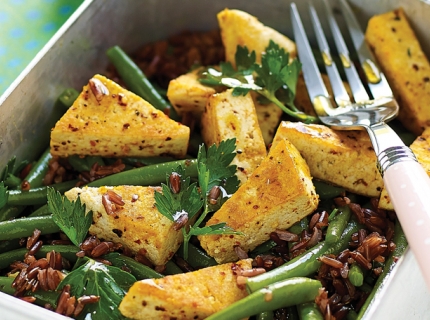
left=0, top=0, right=84, bottom=95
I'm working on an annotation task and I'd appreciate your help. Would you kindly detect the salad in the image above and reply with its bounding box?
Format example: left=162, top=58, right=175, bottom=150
left=1, top=3, right=429, bottom=320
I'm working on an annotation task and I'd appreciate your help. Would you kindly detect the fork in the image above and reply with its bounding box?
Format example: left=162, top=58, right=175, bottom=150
left=290, top=0, right=430, bottom=289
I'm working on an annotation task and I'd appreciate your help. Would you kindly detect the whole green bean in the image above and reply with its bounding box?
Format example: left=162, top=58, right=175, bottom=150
left=102, top=252, right=163, bottom=280
left=88, top=159, right=197, bottom=187
left=0, top=205, right=26, bottom=222
left=0, top=245, right=79, bottom=269
left=3, top=174, right=21, bottom=189
left=67, top=155, right=105, bottom=172
left=107, top=46, right=172, bottom=114
left=121, top=156, right=176, bottom=167
left=206, top=277, right=322, bottom=320
left=296, top=302, right=324, bottom=320
left=177, top=243, right=217, bottom=269
left=0, top=215, right=59, bottom=242
left=28, top=204, right=51, bottom=217
left=357, top=221, right=407, bottom=318
left=54, top=88, right=80, bottom=113
left=348, top=263, right=364, bottom=287
left=7, top=179, right=78, bottom=206
left=325, top=205, right=351, bottom=244
left=21, top=147, right=52, bottom=190
left=313, top=180, right=345, bottom=200
left=0, top=276, right=15, bottom=295
left=164, top=260, right=183, bottom=275
left=0, top=239, right=21, bottom=253
left=249, top=239, right=277, bottom=257
left=247, top=219, right=360, bottom=293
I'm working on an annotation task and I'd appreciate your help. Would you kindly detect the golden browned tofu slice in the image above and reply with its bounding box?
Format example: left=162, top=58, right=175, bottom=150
left=199, top=139, right=318, bottom=263
left=366, top=8, right=430, bottom=136
left=50, top=74, right=190, bottom=158
left=201, top=89, right=267, bottom=184
left=272, top=121, right=383, bottom=197
left=65, top=185, right=182, bottom=266
left=119, top=259, right=252, bottom=320
left=217, top=9, right=296, bottom=68
left=167, top=69, right=282, bottom=145
left=379, top=127, right=430, bottom=210
left=167, top=67, right=218, bottom=118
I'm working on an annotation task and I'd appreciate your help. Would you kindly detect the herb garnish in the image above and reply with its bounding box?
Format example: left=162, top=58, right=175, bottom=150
left=155, top=139, right=241, bottom=259
left=47, top=187, right=92, bottom=247
left=57, top=258, right=136, bottom=320
left=199, top=40, right=319, bottom=124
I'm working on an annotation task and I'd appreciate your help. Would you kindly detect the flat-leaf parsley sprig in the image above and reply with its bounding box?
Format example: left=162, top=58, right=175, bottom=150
left=155, top=139, right=241, bottom=259
left=199, top=40, right=319, bottom=124
left=47, top=187, right=93, bottom=247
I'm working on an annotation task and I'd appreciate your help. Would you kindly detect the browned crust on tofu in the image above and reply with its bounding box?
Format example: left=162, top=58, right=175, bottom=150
left=119, top=259, right=252, bottom=319
left=198, top=139, right=318, bottom=263
left=273, top=121, right=383, bottom=197
left=201, top=89, right=267, bottom=184
left=50, top=74, right=189, bottom=158
left=217, top=9, right=296, bottom=68
left=65, top=186, right=182, bottom=266
left=365, top=8, right=430, bottom=136
left=167, top=67, right=218, bottom=118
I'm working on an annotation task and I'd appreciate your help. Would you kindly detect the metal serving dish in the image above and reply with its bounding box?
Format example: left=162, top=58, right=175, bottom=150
left=1, top=0, right=430, bottom=318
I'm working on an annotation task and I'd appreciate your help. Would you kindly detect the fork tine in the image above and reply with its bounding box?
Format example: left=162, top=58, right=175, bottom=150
left=309, top=2, right=350, bottom=107
left=290, top=3, right=335, bottom=117
left=338, top=0, right=394, bottom=99
left=321, top=0, right=369, bottom=103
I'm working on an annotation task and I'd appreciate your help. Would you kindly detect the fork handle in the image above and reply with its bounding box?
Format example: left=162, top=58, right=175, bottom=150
left=383, top=158, right=430, bottom=289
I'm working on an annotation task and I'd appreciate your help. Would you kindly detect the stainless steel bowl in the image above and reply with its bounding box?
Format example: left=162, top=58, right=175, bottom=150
left=1, top=0, right=429, bottom=318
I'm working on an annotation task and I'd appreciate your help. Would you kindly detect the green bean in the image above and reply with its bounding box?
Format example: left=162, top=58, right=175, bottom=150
left=21, top=147, right=52, bottom=189
left=0, top=245, right=79, bottom=269
left=289, top=217, right=309, bottom=235
left=256, top=311, right=274, bottom=320
left=88, top=159, right=197, bottom=187
left=28, top=204, right=51, bottom=217
left=325, top=205, right=351, bottom=244
left=54, top=88, right=80, bottom=113
left=249, top=239, right=277, bottom=257
left=0, top=239, right=22, bottom=253
left=67, top=155, right=105, bottom=172
left=206, top=277, right=321, bottom=320
left=0, top=215, right=59, bottom=242
left=164, top=260, right=183, bottom=275
left=3, top=174, right=21, bottom=189
left=7, top=179, right=78, bottom=206
left=357, top=220, right=407, bottom=318
left=121, top=156, right=176, bottom=167
left=177, top=243, right=217, bottom=269
left=313, top=180, right=345, bottom=200
left=246, top=219, right=360, bottom=293
left=102, top=252, right=163, bottom=280
left=348, top=263, right=364, bottom=287
left=346, top=309, right=358, bottom=320
left=106, top=46, right=173, bottom=115
left=0, top=276, right=15, bottom=295
left=297, top=302, right=324, bottom=320
left=0, top=205, right=26, bottom=222
left=28, top=290, right=60, bottom=308
left=0, top=276, right=60, bottom=306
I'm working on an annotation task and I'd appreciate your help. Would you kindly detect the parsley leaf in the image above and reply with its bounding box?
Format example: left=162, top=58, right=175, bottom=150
left=154, top=138, right=241, bottom=259
left=0, top=182, right=8, bottom=210
left=47, top=187, right=92, bottom=247
left=199, top=40, right=319, bottom=124
left=57, top=259, right=136, bottom=320
left=155, top=165, right=203, bottom=221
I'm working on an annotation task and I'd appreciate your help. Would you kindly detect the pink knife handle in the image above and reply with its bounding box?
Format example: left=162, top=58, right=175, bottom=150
left=384, top=160, right=430, bottom=289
